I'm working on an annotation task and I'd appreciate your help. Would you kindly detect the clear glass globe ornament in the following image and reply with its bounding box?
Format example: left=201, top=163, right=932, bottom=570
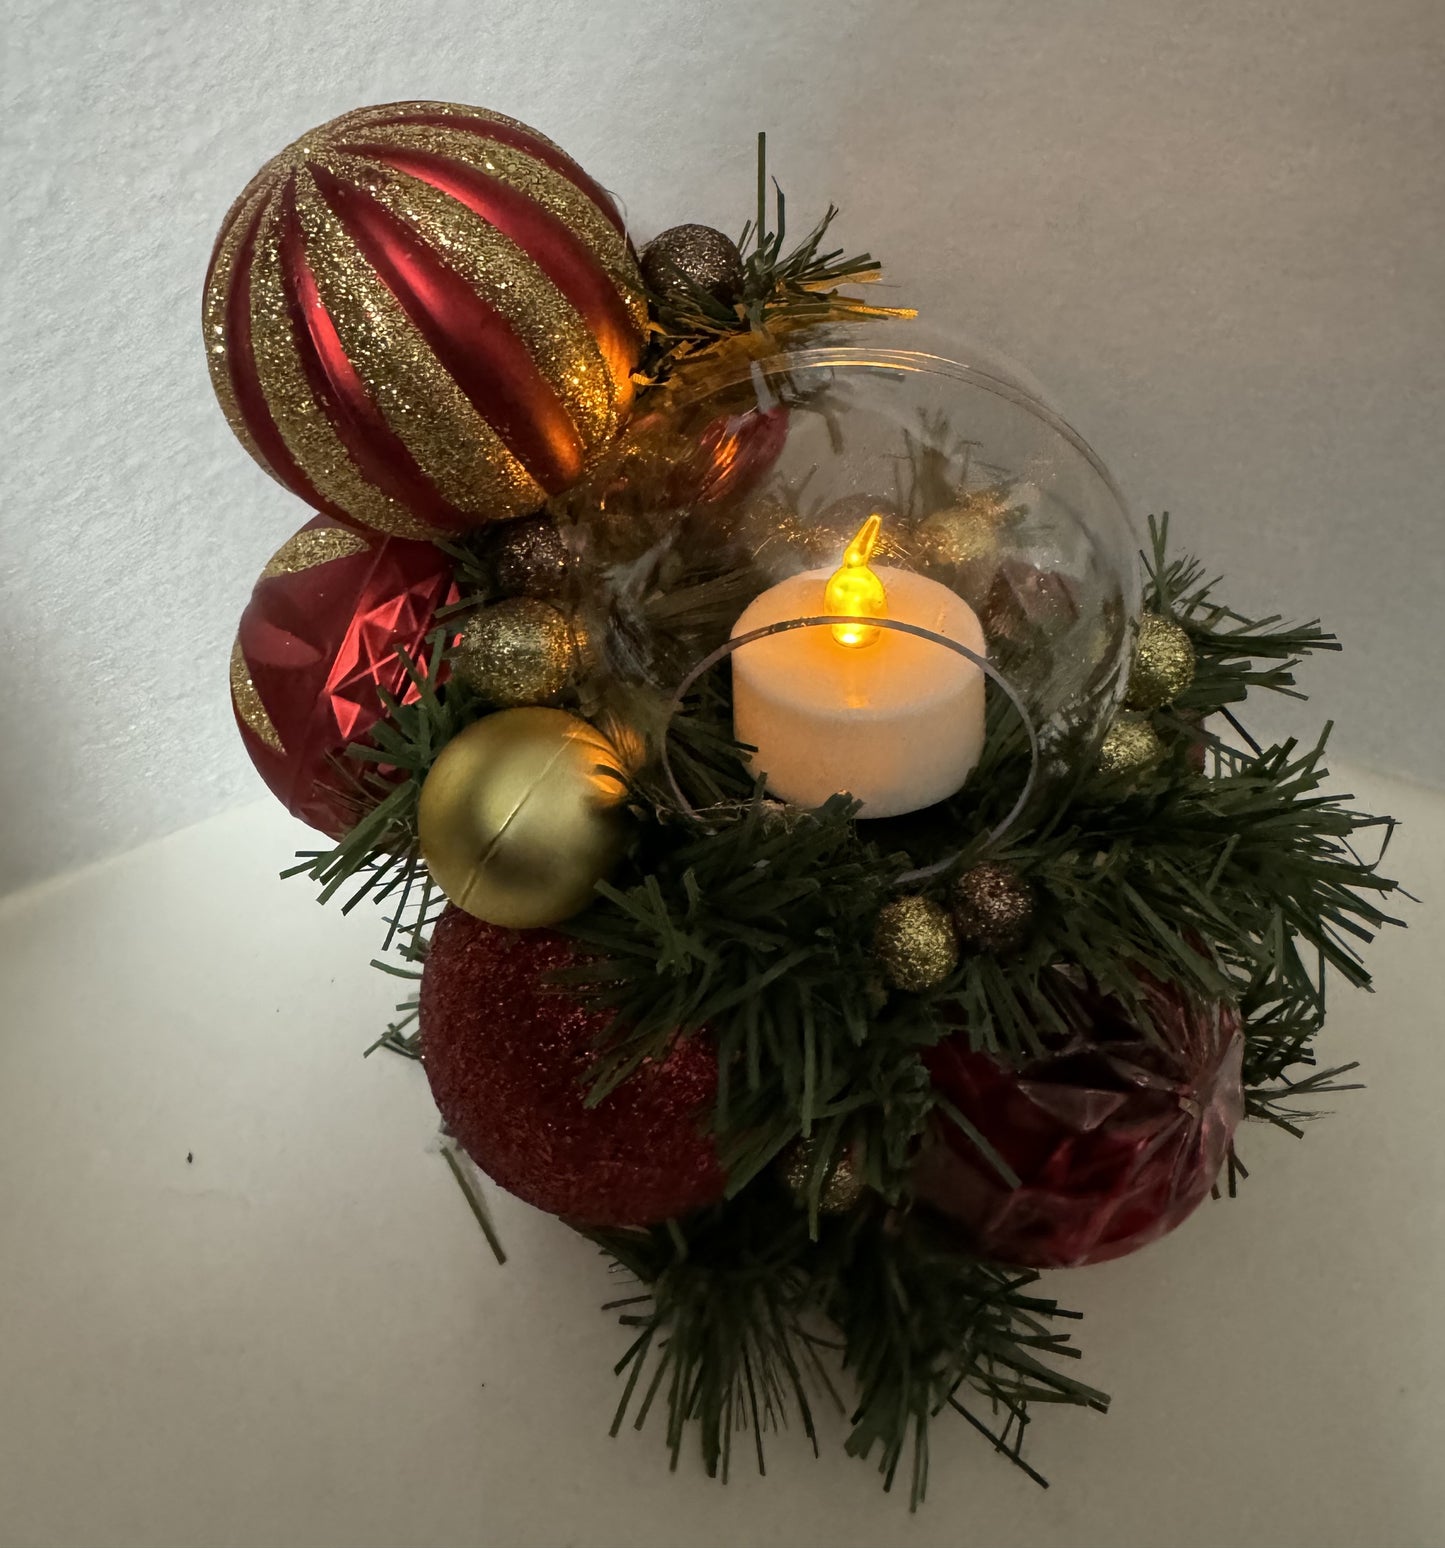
left=559, top=324, right=1142, bottom=827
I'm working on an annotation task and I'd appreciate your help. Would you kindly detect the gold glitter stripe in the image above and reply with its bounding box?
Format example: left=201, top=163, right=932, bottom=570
left=261, top=523, right=370, bottom=580
left=230, top=636, right=283, bottom=752
left=329, top=150, right=617, bottom=450
left=348, top=122, right=647, bottom=339
left=334, top=100, right=572, bottom=158
left=202, top=184, right=272, bottom=473
left=293, top=170, right=546, bottom=523
left=246, top=200, right=436, bottom=540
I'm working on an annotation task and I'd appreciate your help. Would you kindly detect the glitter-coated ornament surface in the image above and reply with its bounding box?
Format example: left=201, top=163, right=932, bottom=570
left=231, top=513, right=456, bottom=836
left=780, top=1137, right=866, bottom=1214
left=915, top=975, right=1244, bottom=1268
left=417, top=708, right=629, bottom=927
left=641, top=224, right=746, bottom=303
left=873, top=896, right=959, bottom=991
left=454, top=598, right=576, bottom=706
left=204, top=100, right=647, bottom=537
left=491, top=513, right=571, bottom=597
left=1097, top=711, right=1165, bottom=778
left=951, top=861, right=1035, bottom=952
left=421, top=908, right=726, bottom=1226
left=919, top=489, right=1012, bottom=571
left=1124, top=612, right=1197, bottom=710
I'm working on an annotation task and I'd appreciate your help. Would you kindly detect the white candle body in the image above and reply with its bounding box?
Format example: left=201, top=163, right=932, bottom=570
left=730, top=566, right=987, bottom=818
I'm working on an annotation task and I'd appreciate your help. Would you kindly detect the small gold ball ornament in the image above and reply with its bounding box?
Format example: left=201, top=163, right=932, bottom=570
left=418, top=708, right=630, bottom=928
left=918, top=487, right=1015, bottom=571
left=1097, top=712, right=1166, bottom=779
left=1125, top=613, right=1196, bottom=710
left=454, top=598, right=577, bottom=707
left=780, top=1138, right=866, bottom=1214
left=641, top=224, right=746, bottom=303
left=919, top=505, right=1000, bottom=569
left=951, top=862, right=1035, bottom=952
left=872, top=896, right=959, bottom=992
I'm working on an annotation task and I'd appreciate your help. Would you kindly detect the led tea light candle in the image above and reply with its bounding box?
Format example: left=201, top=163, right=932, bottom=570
left=731, top=517, right=987, bottom=817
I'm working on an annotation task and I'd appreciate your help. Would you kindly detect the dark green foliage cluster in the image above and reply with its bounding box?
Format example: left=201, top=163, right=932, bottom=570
left=569, top=795, right=959, bottom=1203
left=292, top=510, right=1402, bottom=1501
left=590, top=1190, right=1106, bottom=1506
left=289, top=478, right=1403, bottom=1504
left=554, top=517, right=1401, bottom=1497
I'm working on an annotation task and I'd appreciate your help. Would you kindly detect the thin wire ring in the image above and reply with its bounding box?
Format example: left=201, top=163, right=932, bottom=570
left=659, top=614, right=1040, bottom=881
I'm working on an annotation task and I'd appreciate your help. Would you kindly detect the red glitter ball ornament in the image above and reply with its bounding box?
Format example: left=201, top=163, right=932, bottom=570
left=914, top=974, right=1243, bottom=1269
left=230, top=514, right=456, bottom=837
left=420, top=908, right=726, bottom=1227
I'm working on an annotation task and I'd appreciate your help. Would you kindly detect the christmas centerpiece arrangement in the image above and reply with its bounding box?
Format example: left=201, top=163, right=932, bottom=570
left=212, top=102, right=1403, bottom=1502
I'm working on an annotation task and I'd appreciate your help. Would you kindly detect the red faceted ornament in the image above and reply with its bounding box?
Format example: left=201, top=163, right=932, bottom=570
left=421, top=908, right=726, bottom=1227
left=914, top=975, right=1244, bottom=1269
left=689, top=403, right=791, bottom=505
left=204, top=100, right=647, bottom=538
left=230, top=515, right=456, bottom=837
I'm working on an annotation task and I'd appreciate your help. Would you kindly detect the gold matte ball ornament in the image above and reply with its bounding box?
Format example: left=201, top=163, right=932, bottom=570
left=454, top=598, right=577, bottom=707
left=872, top=896, right=959, bottom=992
left=1125, top=613, right=1196, bottom=711
left=417, top=708, right=630, bottom=928
left=1097, top=712, right=1166, bottom=780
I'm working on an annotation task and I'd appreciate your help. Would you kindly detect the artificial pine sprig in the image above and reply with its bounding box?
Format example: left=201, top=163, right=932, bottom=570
left=566, top=794, right=929, bottom=1196
left=591, top=1197, right=1107, bottom=1507
left=830, top=1213, right=1109, bottom=1504
left=640, top=132, right=915, bottom=386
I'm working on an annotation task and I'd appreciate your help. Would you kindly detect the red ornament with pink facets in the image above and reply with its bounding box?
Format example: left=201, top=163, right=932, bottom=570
left=229, top=514, right=456, bottom=838
left=914, top=974, right=1245, bottom=1269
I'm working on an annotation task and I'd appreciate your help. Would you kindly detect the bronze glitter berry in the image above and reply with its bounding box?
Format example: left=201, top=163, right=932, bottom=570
left=641, top=223, right=746, bottom=303
left=491, top=514, right=571, bottom=598
left=951, top=862, right=1035, bottom=952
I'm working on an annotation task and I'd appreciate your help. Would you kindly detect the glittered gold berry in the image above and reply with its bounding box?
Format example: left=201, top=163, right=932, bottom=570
left=454, top=598, right=577, bottom=707
left=872, top=896, right=959, bottom=991
left=1125, top=613, right=1196, bottom=710
left=951, top=861, right=1035, bottom=952
left=918, top=488, right=1014, bottom=571
left=1097, top=712, right=1166, bottom=779
left=780, top=1138, right=867, bottom=1214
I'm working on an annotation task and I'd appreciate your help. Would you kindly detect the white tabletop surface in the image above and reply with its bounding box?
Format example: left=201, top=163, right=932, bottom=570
left=2, top=764, right=1441, bottom=1548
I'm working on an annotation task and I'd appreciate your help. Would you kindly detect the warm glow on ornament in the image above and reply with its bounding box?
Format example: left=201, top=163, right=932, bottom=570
left=731, top=519, right=988, bottom=818
left=824, top=514, right=888, bottom=647
left=417, top=708, right=629, bottom=928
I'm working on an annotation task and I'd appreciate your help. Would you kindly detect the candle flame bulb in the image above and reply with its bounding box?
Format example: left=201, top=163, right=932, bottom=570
left=825, top=515, right=888, bottom=647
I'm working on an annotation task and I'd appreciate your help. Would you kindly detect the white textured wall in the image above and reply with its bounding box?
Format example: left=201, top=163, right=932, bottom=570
left=3, top=0, right=1442, bottom=896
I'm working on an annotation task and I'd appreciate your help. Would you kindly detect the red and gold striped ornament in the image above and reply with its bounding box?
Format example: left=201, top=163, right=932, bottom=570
left=230, top=514, right=458, bottom=837
left=204, top=101, right=647, bottom=538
